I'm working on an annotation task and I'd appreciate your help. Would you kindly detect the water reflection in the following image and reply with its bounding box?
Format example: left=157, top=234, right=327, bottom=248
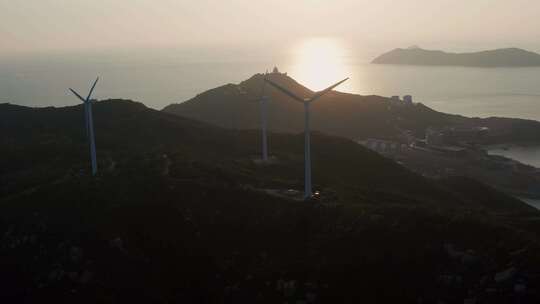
left=287, top=38, right=354, bottom=92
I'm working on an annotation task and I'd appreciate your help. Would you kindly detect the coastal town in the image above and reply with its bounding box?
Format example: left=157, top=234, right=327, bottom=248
left=359, top=116, right=540, bottom=200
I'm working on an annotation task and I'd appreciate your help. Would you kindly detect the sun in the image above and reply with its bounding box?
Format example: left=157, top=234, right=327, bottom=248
left=289, top=37, right=352, bottom=92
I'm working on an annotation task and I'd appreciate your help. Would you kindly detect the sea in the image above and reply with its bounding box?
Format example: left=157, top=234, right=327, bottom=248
left=3, top=43, right=540, bottom=118
left=2, top=43, right=540, bottom=209
left=487, top=146, right=540, bottom=209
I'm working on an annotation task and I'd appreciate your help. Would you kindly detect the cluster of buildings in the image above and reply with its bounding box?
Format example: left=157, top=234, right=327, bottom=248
left=360, top=125, right=491, bottom=158
left=425, top=126, right=490, bottom=146
left=390, top=95, right=414, bottom=106
left=360, top=138, right=410, bottom=154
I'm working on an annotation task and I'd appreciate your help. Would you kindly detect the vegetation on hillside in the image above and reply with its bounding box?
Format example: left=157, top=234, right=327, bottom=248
left=2, top=100, right=540, bottom=303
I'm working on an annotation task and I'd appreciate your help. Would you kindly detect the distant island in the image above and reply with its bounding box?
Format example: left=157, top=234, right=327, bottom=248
left=372, top=46, right=540, bottom=67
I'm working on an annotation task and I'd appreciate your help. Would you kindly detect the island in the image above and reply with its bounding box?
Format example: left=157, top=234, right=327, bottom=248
left=371, top=46, right=540, bottom=67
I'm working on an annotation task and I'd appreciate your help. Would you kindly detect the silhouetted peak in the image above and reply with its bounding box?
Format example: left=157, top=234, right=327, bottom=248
left=0, top=99, right=148, bottom=114
left=95, top=99, right=148, bottom=112
left=241, top=72, right=313, bottom=97
left=373, top=47, right=540, bottom=67
left=0, top=102, right=23, bottom=111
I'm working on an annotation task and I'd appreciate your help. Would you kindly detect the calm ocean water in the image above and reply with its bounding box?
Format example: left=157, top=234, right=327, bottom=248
left=489, top=146, right=540, bottom=168
left=2, top=46, right=540, bottom=169
left=2, top=47, right=540, bottom=118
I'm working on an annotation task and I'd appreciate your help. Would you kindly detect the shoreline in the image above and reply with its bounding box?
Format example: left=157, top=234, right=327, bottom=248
left=518, top=197, right=540, bottom=210
left=485, top=144, right=540, bottom=169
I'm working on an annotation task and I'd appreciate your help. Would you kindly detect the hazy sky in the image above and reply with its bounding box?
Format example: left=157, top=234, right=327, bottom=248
left=2, top=0, right=540, bottom=55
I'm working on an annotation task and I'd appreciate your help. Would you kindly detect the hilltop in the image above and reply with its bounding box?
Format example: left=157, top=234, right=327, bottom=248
left=372, top=47, right=540, bottom=67
left=2, top=100, right=540, bottom=302
left=163, top=73, right=540, bottom=145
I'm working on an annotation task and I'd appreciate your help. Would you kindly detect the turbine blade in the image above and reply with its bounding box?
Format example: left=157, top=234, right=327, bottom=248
left=86, top=77, right=99, bottom=102
left=309, top=78, right=349, bottom=102
left=69, top=88, right=87, bottom=103
left=264, top=78, right=305, bottom=103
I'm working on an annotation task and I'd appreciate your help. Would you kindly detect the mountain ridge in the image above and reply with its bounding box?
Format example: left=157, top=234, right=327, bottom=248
left=372, top=47, right=540, bottom=67
left=163, top=73, right=540, bottom=144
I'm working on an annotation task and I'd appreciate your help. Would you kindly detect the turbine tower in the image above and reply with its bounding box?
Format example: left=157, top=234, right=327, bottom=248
left=69, top=77, right=99, bottom=176
left=265, top=77, right=348, bottom=200
left=259, top=72, right=270, bottom=162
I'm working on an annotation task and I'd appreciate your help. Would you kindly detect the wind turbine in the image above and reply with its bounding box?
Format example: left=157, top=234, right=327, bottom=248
left=69, top=77, right=99, bottom=176
left=265, top=77, right=348, bottom=200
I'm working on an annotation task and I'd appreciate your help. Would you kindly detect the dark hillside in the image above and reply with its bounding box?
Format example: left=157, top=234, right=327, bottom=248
left=2, top=100, right=540, bottom=303
left=0, top=100, right=452, bottom=205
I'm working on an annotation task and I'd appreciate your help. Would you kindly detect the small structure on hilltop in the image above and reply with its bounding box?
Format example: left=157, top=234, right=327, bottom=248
left=403, top=95, right=413, bottom=104
left=271, top=66, right=287, bottom=76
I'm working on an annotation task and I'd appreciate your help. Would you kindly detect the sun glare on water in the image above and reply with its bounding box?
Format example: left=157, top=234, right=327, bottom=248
left=288, top=38, right=353, bottom=92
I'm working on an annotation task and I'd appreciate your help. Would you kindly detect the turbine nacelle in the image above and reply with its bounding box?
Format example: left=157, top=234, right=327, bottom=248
left=69, top=77, right=99, bottom=104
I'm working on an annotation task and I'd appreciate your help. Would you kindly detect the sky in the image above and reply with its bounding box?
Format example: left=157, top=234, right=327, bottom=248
left=1, top=0, right=540, bottom=55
